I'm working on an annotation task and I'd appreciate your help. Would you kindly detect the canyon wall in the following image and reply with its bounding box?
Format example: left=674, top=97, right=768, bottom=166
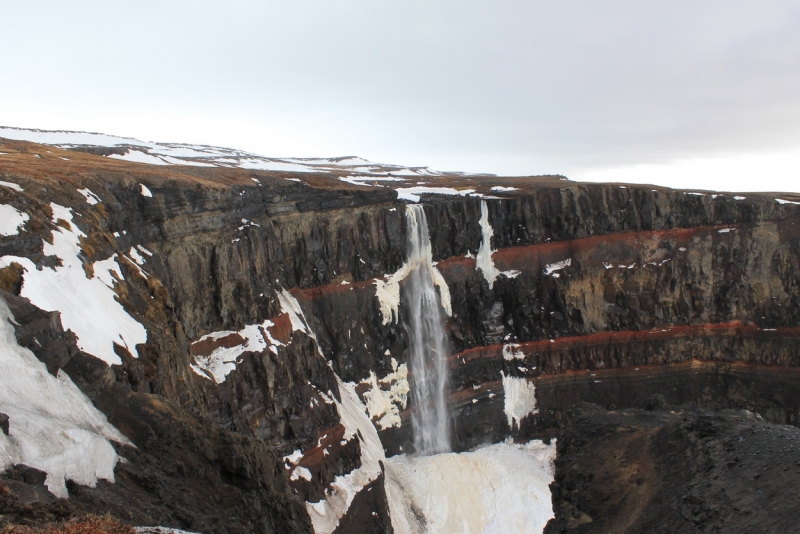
left=1, top=138, right=799, bottom=532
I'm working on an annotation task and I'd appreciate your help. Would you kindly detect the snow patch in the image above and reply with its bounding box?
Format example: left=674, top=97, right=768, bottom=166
left=395, top=186, right=478, bottom=203
left=109, top=150, right=169, bottom=166
left=237, top=159, right=316, bottom=173
left=718, top=228, right=735, bottom=233
left=0, top=297, right=132, bottom=498
left=139, top=184, right=153, bottom=197
left=291, top=466, right=313, bottom=481
left=385, top=439, right=556, bottom=534
left=277, top=289, right=315, bottom=339
left=77, top=188, right=101, bottom=205
left=490, top=186, right=519, bottom=192
left=502, top=372, right=538, bottom=430
left=136, top=245, right=154, bottom=256
left=0, top=204, right=147, bottom=365
left=128, top=247, right=146, bottom=266
left=284, top=449, right=303, bottom=466
left=0, top=180, right=23, bottom=192
left=191, top=320, right=283, bottom=384
left=776, top=198, right=800, bottom=205
left=0, top=205, right=29, bottom=236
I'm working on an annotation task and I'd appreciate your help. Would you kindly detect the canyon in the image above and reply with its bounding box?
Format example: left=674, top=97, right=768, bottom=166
left=1, top=128, right=800, bottom=533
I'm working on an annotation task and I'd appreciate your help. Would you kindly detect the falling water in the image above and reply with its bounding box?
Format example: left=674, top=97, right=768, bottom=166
left=403, top=204, right=451, bottom=455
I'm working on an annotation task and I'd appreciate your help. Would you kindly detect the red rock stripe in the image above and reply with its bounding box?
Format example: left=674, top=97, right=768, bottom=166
left=449, top=323, right=800, bottom=365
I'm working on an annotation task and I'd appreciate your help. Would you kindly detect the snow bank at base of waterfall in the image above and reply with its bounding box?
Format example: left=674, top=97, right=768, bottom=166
left=385, top=439, right=556, bottom=534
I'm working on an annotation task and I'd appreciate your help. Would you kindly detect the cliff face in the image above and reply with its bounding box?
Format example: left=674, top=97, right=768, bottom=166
left=1, top=137, right=800, bottom=532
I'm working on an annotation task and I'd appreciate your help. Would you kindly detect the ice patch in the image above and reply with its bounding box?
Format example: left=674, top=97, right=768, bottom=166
left=374, top=264, right=410, bottom=325
left=0, top=204, right=147, bottom=365
left=360, top=358, right=410, bottom=429
left=385, top=439, right=556, bottom=534
left=474, top=200, right=518, bottom=287
left=191, top=320, right=283, bottom=384
left=476, top=201, right=501, bottom=286
left=0, top=205, right=29, bottom=236
left=501, top=372, right=538, bottom=430
left=77, top=188, right=101, bottom=205
left=0, top=180, right=23, bottom=192
left=0, top=297, right=132, bottom=498
left=306, top=379, right=385, bottom=534
left=734, top=196, right=746, bottom=200
left=776, top=198, right=800, bottom=205
left=375, top=207, right=452, bottom=324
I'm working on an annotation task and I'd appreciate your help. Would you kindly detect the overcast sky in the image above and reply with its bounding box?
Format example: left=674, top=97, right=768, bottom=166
left=2, top=1, right=800, bottom=192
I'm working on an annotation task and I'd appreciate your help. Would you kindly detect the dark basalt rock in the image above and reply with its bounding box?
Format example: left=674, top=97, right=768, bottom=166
left=3, top=138, right=800, bottom=531
left=545, top=404, right=800, bottom=533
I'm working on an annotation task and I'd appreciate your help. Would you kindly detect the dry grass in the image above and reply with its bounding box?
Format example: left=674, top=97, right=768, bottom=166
left=1, top=515, right=134, bottom=534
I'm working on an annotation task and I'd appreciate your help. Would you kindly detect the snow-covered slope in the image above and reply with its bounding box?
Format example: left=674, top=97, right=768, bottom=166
left=0, top=298, right=132, bottom=498
left=0, top=126, right=446, bottom=177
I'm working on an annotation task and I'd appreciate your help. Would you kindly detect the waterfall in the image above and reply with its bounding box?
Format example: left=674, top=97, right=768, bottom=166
left=403, top=204, right=451, bottom=455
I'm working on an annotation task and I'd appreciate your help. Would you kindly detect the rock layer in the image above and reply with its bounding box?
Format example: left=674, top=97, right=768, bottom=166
left=1, top=136, right=800, bottom=531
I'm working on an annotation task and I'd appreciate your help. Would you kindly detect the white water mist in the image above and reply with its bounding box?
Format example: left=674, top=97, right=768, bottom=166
left=403, top=205, right=451, bottom=455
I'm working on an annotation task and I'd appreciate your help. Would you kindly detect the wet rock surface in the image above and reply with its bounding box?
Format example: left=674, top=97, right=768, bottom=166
left=546, top=403, right=800, bottom=534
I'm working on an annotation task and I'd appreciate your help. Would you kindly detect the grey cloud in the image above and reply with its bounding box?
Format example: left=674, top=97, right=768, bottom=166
left=2, top=0, right=800, bottom=175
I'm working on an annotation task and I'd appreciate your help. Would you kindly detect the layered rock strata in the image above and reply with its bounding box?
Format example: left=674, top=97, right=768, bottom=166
left=1, top=136, right=799, bottom=531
